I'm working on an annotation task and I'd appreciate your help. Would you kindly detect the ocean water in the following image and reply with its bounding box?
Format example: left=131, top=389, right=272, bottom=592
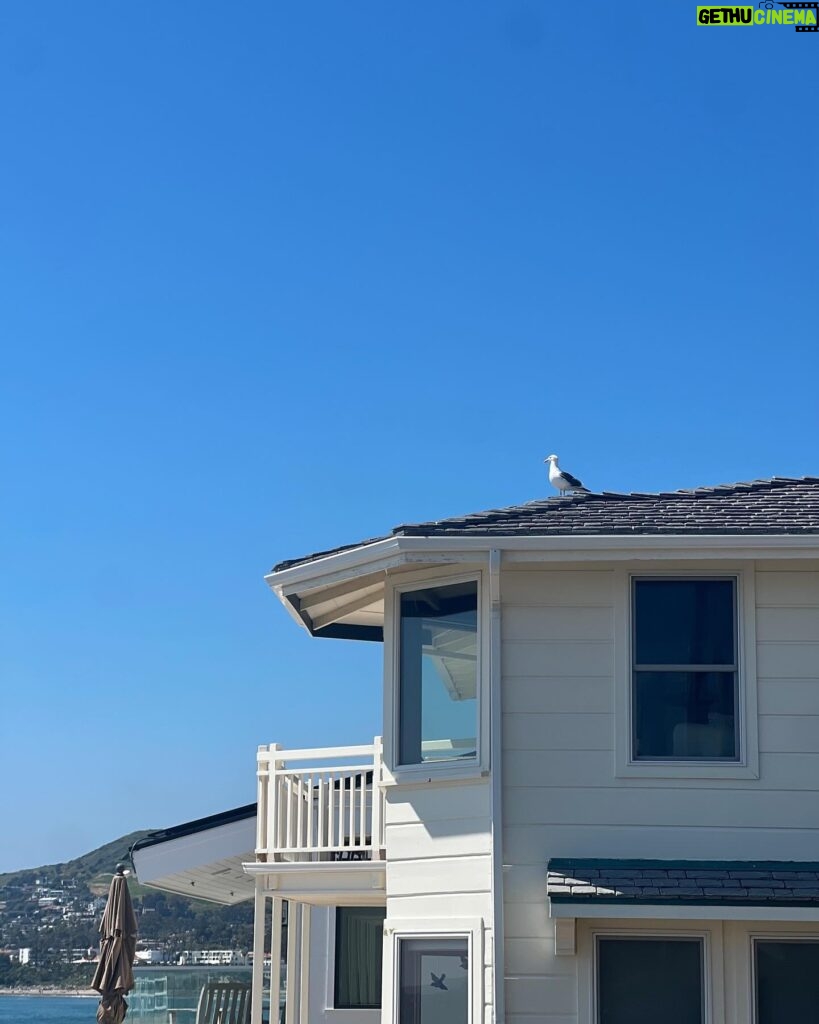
left=0, top=996, right=98, bottom=1024
left=0, top=970, right=260, bottom=1024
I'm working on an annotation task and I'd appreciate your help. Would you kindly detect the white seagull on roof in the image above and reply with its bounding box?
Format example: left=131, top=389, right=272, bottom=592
left=544, top=454, right=589, bottom=496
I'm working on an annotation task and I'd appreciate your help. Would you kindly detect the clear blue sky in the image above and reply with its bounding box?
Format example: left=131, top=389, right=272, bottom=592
left=0, top=1, right=816, bottom=873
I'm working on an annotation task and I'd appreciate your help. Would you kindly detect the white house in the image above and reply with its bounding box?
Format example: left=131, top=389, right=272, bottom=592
left=135, top=475, right=819, bottom=1024
left=179, top=950, right=247, bottom=967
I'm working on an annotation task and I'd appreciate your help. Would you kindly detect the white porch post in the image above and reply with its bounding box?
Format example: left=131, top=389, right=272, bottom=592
left=372, top=736, right=384, bottom=859
left=299, top=904, right=311, bottom=1024
left=285, top=901, right=299, bottom=1024
left=251, top=880, right=267, bottom=1024
left=269, top=898, right=284, bottom=1024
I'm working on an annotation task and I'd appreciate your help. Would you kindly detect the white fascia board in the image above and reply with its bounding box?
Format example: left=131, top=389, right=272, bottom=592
left=550, top=902, right=819, bottom=922
left=266, top=533, right=819, bottom=604
left=242, top=860, right=387, bottom=905
left=242, top=860, right=385, bottom=879
left=264, top=538, right=403, bottom=592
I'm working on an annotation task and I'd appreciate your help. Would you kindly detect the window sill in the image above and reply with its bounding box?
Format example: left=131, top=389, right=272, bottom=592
left=616, top=759, right=759, bottom=781
left=325, top=1009, right=381, bottom=1015
left=383, top=764, right=489, bottom=788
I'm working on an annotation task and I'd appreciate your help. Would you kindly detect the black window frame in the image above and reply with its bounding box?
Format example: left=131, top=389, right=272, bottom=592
left=631, top=575, right=740, bottom=763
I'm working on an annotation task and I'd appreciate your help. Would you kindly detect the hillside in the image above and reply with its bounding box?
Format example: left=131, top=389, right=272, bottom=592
left=0, top=830, right=152, bottom=892
left=0, top=831, right=253, bottom=986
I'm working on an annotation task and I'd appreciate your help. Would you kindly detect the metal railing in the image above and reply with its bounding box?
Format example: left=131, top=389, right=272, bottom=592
left=255, top=738, right=384, bottom=862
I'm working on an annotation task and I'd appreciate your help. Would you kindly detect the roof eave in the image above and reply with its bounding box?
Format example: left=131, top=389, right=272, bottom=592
left=265, top=536, right=405, bottom=593
left=268, top=532, right=819, bottom=590
left=131, top=805, right=257, bottom=906
left=266, top=532, right=819, bottom=640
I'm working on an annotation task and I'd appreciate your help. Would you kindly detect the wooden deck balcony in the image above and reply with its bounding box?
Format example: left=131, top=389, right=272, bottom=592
left=247, top=738, right=385, bottom=905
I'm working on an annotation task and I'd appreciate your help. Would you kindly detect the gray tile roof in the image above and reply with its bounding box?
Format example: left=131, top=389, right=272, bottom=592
left=548, top=859, right=819, bottom=907
left=272, top=476, right=819, bottom=572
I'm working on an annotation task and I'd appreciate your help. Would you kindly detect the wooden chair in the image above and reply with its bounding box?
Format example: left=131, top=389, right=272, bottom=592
left=169, top=981, right=252, bottom=1024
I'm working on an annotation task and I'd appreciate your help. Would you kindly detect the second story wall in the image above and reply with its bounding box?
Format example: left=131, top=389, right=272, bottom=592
left=499, top=557, right=819, bottom=1024
left=501, top=558, right=819, bottom=866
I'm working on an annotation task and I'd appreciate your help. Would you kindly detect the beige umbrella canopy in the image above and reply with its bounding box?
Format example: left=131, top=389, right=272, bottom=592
left=92, top=866, right=138, bottom=1024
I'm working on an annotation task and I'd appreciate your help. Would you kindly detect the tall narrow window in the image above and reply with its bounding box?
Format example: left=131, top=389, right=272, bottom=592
left=597, top=937, right=703, bottom=1024
left=334, top=907, right=385, bottom=1009
left=398, top=937, right=469, bottom=1024
left=755, top=940, right=819, bottom=1023
left=632, top=578, right=738, bottom=760
left=398, top=580, right=478, bottom=766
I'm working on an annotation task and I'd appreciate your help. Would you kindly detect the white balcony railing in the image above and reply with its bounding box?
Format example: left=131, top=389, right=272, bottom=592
left=255, top=738, right=384, bottom=863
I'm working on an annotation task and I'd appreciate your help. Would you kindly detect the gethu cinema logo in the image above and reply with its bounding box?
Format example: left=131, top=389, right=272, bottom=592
left=697, top=4, right=818, bottom=26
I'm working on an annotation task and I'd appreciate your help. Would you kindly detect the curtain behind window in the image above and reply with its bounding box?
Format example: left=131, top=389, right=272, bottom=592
left=335, top=907, right=385, bottom=1009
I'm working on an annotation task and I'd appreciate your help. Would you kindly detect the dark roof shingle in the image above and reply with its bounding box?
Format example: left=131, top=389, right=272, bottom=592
left=272, top=476, right=819, bottom=573
left=548, top=858, right=819, bottom=907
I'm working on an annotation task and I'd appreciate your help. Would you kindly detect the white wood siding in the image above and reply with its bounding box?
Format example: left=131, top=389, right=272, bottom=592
left=501, top=561, right=819, bottom=1024
left=384, top=780, right=494, bottom=1024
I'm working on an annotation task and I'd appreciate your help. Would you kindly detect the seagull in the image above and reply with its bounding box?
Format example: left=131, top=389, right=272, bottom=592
left=430, top=973, right=448, bottom=990
left=544, top=454, right=589, bottom=496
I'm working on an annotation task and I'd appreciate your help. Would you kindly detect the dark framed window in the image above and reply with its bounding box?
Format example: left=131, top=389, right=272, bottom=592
left=632, top=577, right=739, bottom=761
left=334, top=906, right=385, bottom=1009
left=398, top=580, right=479, bottom=766
left=398, top=936, right=469, bottom=1024
left=755, top=939, right=819, bottom=1023
left=597, top=936, right=704, bottom=1024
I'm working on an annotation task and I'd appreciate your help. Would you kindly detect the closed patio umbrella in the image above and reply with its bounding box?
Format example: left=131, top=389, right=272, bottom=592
left=92, top=865, right=138, bottom=1024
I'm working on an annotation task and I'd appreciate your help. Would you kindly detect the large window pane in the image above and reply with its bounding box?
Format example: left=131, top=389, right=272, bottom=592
left=597, top=938, right=703, bottom=1024
left=634, top=579, right=735, bottom=666
left=334, top=907, right=385, bottom=1009
left=756, top=940, right=819, bottom=1023
left=399, top=938, right=468, bottom=1024
left=399, top=581, right=478, bottom=765
left=632, top=577, right=738, bottom=762
left=634, top=671, right=737, bottom=759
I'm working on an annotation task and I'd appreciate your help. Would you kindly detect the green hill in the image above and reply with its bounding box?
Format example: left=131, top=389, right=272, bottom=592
left=0, top=830, right=152, bottom=891
left=0, top=830, right=254, bottom=987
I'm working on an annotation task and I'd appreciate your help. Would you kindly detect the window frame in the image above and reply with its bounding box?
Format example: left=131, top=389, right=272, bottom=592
left=613, top=564, right=759, bottom=780
left=593, top=932, right=707, bottom=1024
left=383, top=568, right=489, bottom=782
left=383, top=917, right=483, bottom=1024
left=751, top=935, right=819, bottom=1024
left=630, top=575, right=740, bottom=763
left=332, top=905, right=386, bottom=1011
left=718, top=924, right=819, bottom=1022
left=577, top=922, right=721, bottom=1024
